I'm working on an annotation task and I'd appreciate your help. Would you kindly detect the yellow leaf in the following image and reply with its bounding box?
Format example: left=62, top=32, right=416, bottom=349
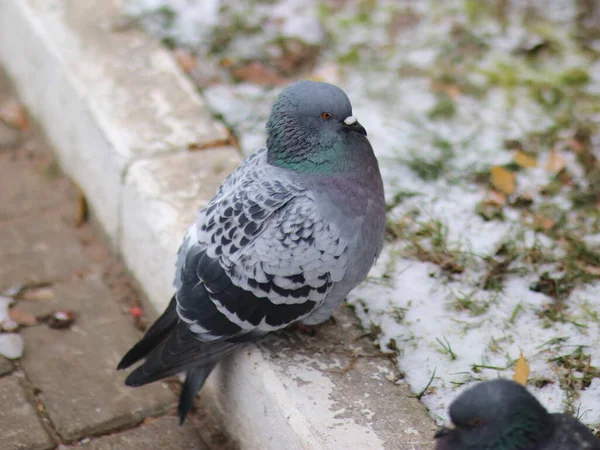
left=546, top=149, right=566, bottom=173
left=75, top=191, right=88, bottom=227
left=513, top=151, right=537, bottom=168
left=513, top=351, right=530, bottom=385
left=490, top=166, right=516, bottom=195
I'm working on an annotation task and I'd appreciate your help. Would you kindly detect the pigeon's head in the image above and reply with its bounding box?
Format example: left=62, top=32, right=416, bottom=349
left=266, top=80, right=371, bottom=172
left=434, top=379, right=551, bottom=450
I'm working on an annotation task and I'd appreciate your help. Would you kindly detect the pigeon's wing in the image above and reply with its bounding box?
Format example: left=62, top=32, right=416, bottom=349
left=175, top=163, right=352, bottom=342
left=122, top=154, right=353, bottom=397
left=545, top=414, right=600, bottom=450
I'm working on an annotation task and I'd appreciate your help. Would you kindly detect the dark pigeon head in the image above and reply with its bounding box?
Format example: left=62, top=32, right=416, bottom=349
left=266, top=80, right=371, bottom=173
left=435, top=379, right=552, bottom=450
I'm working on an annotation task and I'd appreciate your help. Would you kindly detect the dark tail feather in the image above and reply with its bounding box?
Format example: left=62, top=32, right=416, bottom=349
left=118, top=296, right=178, bottom=370
left=123, top=320, right=240, bottom=387
left=178, top=362, right=218, bottom=425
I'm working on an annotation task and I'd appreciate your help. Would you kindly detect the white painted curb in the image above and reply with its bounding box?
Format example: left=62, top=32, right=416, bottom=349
left=0, top=0, right=436, bottom=448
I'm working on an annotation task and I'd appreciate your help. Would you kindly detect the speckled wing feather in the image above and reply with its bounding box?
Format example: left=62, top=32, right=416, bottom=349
left=544, top=414, right=600, bottom=450
left=174, top=149, right=351, bottom=342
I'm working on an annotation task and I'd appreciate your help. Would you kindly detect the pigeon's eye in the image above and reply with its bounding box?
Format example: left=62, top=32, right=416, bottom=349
left=468, top=418, right=484, bottom=428
left=321, top=112, right=332, bottom=120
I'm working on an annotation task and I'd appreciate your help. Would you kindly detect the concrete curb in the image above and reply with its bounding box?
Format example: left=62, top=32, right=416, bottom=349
left=0, top=0, right=436, bottom=448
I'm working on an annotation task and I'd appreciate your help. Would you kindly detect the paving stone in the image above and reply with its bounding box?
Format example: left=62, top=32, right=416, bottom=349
left=20, top=276, right=176, bottom=441
left=0, top=355, right=12, bottom=376
left=0, top=376, right=55, bottom=450
left=0, top=151, right=75, bottom=221
left=0, top=214, right=92, bottom=291
left=83, top=416, right=208, bottom=450
left=0, top=121, right=21, bottom=149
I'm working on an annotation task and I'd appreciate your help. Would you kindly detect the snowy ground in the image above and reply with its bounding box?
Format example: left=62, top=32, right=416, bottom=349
left=124, top=0, right=600, bottom=429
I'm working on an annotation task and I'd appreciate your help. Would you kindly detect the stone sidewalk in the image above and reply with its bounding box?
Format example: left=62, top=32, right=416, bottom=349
left=0, top=71, right=214, bottom=449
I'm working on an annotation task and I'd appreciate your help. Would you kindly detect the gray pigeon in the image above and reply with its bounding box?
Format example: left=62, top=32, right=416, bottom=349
left=435, top=379, right=600, bottom=450
left=118, top=80, right=386, bottom=424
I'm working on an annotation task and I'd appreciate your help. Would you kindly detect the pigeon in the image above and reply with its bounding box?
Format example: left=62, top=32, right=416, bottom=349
left=118, top=80, right=386, bottom=424
left=434, top=379, right=600, bottom=450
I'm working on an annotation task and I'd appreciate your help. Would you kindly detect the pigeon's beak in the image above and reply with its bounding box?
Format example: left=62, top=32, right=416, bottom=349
left=434, top=426, right=453, bottom=439
left=344, top=115, right=367, bottom=136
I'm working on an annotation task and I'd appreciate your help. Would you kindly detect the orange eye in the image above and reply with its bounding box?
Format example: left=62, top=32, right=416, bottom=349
left=468, top=418, right=484, bottom=427
left=321, top=112, right=332, bottom=120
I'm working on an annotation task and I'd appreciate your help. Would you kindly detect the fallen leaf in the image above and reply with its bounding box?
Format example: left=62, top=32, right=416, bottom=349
left=576, top=262, right=600, bottom=276
left=231, top=61, right=286, bottom=86
left=532, top=215, right=554, bottom=231
left=444, top=84, right=461, bottom=98
left=513, top=151, right=537, bottom=168
left=513, top=350, right=530, bottom=385
left=0, top=101, right=29, bottom=130
left=487, top=190, right=507, bottom=206
left=174, top=48, right=196, bottom=73
left=546, top=149, right=566, bottom=173
left=430, top=80, right=461, bottom=98
left=272, top=40, right=318, bottom=76
left=476, top=191, right=506, bottom=221
left=75, top=191, right=88, bottom=227
left=490, top=166, right=516, bottom=195
left=20, top=286, right=54, bottom=301
left=564, top=137, right=585, bottom=153
left=9, top=308, right=37, bottom=326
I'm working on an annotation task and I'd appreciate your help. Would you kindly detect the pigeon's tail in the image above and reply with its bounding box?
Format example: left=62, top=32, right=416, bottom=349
left=178, top=363, right=218, bottom=425
left=118, top=295, right=241, bottom=424
left=118, top=296, right=179, bottom=371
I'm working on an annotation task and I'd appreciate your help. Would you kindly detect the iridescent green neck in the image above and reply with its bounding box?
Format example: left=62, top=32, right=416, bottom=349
left=266, top=115, right=370, bottom=175
left=268, top=141, right=361, bottom=175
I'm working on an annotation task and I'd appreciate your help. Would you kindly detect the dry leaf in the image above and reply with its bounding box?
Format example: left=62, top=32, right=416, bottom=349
left=444, top=85, right=461, bottom=98
left=487, top=190, right=507, bottom=206
left=513, top=151, right=537, bottom=168
left=546, top=149, right=566, bottom=173
left=565, top=137, right=584, bottom=153
left=576, top=262, right=600, bottom=276
left=0, top=101, right=29, bottom=131
left=20, top=286, right=54, bottom=301
left=490, top=166, right=516, bottom=195
left=513, top=350, right=530, bottom=385
left=231, top=62, right=286, bottom=86
left=9, top=308, right=37, bottom=326
left=76, top=192, right=88, bottom=227
left=532, top=215, right=554, bottom=231
left=174, top=49, right=196, bottom=73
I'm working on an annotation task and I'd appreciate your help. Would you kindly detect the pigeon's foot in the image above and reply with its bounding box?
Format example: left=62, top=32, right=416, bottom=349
left=294, top=323, right=319, bottom=336
left=293, top=316, right=337, bottom=336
